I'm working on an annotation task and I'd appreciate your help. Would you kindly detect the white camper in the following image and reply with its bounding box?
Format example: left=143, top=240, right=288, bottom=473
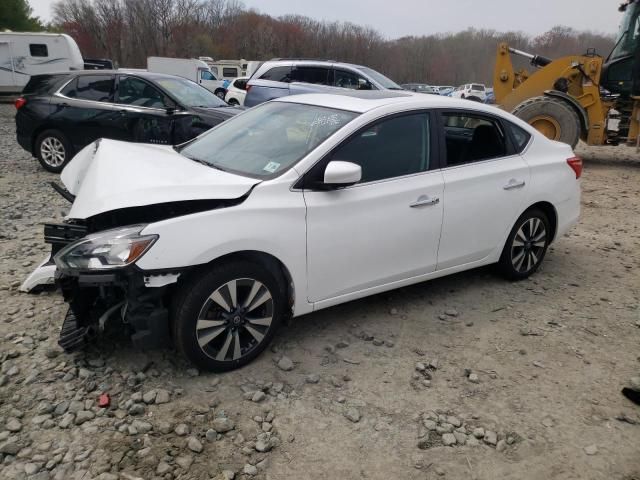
left=209, top=59, right=261, bottom=80
left=147, top=57, right=226, bottom=98
left=0, top=32, right=84, bottom=93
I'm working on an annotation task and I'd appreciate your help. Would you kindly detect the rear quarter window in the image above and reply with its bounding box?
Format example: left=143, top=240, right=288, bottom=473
left=506, top=122, right=532, bottom=153
left=23, top=75, right=69, bottom=95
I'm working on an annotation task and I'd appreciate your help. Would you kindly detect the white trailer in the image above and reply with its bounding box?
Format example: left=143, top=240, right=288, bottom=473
left=0, top=32, right=84, bottom=93
left=209, top=59, right=261, bottom=80
left=147, top=56, right=227, bottom=98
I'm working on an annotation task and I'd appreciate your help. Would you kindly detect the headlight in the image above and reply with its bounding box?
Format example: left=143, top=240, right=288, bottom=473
left=54, top=225, right=158, bottom=271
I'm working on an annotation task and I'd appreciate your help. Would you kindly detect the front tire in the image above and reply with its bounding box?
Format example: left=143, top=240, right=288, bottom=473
left=35, top=129, right=73, bottom=173
left=172, top=261, right=285, bottom=372
left=498, top=209, right=551, bottom=280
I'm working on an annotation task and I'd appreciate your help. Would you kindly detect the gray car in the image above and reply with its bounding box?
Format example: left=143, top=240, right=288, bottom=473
left=244, top=59, right=403, bottom=107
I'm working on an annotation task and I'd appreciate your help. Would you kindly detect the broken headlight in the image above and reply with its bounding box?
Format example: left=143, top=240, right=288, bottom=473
left=54, top=225, right=158, bottom=271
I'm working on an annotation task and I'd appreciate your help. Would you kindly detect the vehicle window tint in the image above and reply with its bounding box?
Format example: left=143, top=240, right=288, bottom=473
left=60, top=78, right=78, bottom=97
left=442, top=112, right=507, bottom=165
left=506, top=122, right=531, bottom=153
left=333, top=69, right=373, bottom=90
left=259, top=66, right=291, bottom=82
left=290, top=66, right=330, bottom=85
left=471, top=84, right=485, bottom=91
left=117, top=76, right=168, bottom=108
left=223, top=67, right=238, bottom=77
left=24, top=74, right=67, bottom=95
left=200, top=70, right=216, bottom=81
left=331, top=113, right=430, bottom=183
left=74, top=75, right=114, bottom=102
left=29, top=44, right=48, bottom=57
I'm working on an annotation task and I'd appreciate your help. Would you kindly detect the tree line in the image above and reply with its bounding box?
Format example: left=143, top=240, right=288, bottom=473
left=45, top=0, right=617, bottom=85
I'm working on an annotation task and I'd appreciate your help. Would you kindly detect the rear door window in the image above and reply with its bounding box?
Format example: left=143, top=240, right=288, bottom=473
left=259, top=66, right=292, bottom=82
left=441, top=112, right=508, bottom=165
left=290, top=66, right=330, bottom=85
left=73, top=75, right=115, bottom=102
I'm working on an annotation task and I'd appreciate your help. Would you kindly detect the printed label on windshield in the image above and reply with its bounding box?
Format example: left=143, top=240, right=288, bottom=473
left=263, top=161, right=281, bottom=173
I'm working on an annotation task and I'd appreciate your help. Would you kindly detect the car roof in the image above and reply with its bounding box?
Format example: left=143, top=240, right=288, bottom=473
left=261, top=59, right=369, bottom=70
left=274, top=90, right=504, bottom=114
left=38, top=70, right=186, bottom=80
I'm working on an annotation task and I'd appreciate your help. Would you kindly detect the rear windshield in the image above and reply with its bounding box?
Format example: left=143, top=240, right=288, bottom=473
left=23, top=75, right=69, bottom=95
left=471, top=84, right=485, bottom=91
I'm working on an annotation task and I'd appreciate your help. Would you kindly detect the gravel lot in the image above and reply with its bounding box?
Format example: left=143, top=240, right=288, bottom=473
left=0, top=102, right=639, bottom=480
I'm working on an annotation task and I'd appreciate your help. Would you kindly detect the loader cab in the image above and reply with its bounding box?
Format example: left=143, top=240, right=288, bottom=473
left=602, top=0, right=640, bottom=95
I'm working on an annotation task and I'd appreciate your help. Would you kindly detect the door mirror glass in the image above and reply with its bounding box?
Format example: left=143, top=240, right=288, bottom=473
left=323, top=161, right=362, bottom=187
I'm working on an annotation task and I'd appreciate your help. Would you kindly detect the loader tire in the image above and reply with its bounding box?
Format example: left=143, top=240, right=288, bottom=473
left=511, top=96, right=581, bottom=148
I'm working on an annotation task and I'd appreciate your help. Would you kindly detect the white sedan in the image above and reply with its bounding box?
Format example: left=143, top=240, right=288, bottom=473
left=33, top=92, right=581, bottom=371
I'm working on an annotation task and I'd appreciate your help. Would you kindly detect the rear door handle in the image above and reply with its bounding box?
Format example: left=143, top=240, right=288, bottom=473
left=410, top=195, right=440, bottom=208
left=503, top=179, right=526, bottom=190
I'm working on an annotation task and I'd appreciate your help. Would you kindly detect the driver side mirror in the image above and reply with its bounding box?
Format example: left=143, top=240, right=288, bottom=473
left=322, top=161, right=361, bottom=188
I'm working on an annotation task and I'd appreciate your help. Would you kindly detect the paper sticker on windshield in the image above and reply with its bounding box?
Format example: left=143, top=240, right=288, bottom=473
left=263, top=161, right=280, bottom=173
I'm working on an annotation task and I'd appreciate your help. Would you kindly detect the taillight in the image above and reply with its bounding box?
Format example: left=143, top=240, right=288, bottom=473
left=567, top=156, right=583, bottom=179
left=14, top=97, right=26, bottom=110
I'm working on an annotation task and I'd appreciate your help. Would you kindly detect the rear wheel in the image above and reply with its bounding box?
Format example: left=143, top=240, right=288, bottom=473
left=215, top=88, right=227, bottom=100
left=35, top=129, right=73, bottom=173
left=512, top=96, right=581, bottom=148
left=498, top=208, right=551, bottom=280
left=172, top=261, right=285, bottom=371
left=227, top=98, right=239, bottom=106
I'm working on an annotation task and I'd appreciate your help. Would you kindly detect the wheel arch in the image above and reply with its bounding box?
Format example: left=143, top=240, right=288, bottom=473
left=31, top=125, right=69, bottom=155
left=181, top=250, right=296, bottom=316
left=524, top=201, right=558, bottom=242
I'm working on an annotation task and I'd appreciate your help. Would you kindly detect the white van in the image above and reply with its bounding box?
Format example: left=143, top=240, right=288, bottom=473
left=147, top=57, right=226, bottom=98
left=0, top=32, right=84, bottom=93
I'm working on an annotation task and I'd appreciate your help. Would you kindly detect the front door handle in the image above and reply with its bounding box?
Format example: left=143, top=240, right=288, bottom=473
left=503, top=179, right=526, bottom=190
left=410, top=195, right=440, bottom=208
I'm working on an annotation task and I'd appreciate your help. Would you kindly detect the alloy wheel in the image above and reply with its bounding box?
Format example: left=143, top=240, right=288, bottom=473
left=511, top=217, right=547, bottom=274
left=196, top=278, right=274, bottom=361
left=40, top=137, right=66, bottom=167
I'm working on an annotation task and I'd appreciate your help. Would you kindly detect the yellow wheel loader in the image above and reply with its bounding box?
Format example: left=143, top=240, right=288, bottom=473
left=494, top=0, right=640, bottom=148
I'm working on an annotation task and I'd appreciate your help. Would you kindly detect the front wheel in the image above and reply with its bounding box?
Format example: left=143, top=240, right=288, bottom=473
left=498, top=209, right=551, bottom=280
left=172, top=261, right=285, bottom=371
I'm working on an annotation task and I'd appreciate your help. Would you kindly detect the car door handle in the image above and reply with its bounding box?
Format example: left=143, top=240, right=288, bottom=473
left=118, top=109, right=127, bottom=115
left=410, top=195, right=440, bottom=208
left=503, top=179, right=526, bottom=190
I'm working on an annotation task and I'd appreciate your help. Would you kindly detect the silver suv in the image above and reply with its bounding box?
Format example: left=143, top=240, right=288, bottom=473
left=244, top=59, right=402, bottom=107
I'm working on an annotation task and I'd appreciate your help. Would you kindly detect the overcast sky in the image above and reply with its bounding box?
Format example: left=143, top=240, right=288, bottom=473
left=30, top=0, right=621, bottom=38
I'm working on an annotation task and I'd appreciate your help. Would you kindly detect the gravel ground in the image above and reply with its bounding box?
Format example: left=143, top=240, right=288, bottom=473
left=0, top=102, right=639, bottom=480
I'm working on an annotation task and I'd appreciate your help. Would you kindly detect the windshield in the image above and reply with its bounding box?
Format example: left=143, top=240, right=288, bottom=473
left=358, top=67, right=403, bottom=90
left=471, top=84, right=485, bottom=91
left=180, top=102, right=358, bottom=178
left=611, top=2, right=640, bottom=60
left=155, top=77, right=227, bottom=108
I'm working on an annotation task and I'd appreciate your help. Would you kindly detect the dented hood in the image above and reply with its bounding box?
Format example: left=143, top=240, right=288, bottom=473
left=61, top=139, right=260, bottom=219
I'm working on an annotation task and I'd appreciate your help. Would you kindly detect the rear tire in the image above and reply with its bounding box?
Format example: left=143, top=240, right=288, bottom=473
left=227, top=98, right=239, bottom=106
left=35, top=129, right=73, bottom=173
left=498, top=208, right=551, bottom=280
left=172, top=261, right=285, bottom=372
left=512, top=96, right=581, bottom=148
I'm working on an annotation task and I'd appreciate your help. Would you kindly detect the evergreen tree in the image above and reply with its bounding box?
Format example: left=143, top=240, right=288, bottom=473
left=0, top=0, right=43, bottom=32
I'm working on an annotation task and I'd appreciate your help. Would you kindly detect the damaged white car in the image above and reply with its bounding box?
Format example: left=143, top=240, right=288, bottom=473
left=24, top=91, right=581, bottom=371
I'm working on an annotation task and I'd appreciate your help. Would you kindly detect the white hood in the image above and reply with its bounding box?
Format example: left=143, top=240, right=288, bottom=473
left=61, top=139, right=260, bottom=219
